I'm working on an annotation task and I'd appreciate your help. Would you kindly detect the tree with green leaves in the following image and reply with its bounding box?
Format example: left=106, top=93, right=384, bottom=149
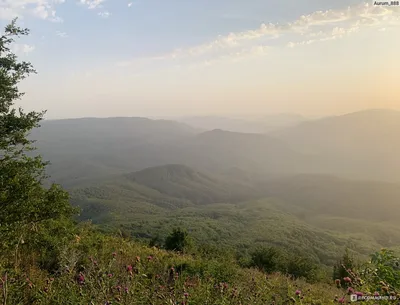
left=0, top=19, right=76, bottom=261
left=164, top=228, right=193, bottom=253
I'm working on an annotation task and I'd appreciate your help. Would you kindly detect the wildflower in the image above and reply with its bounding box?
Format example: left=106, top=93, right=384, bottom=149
left=343, top=277, right=352, bottom=283
left=127, top=265, right=133, bottom=272
left=77, top=273, right=85, bottom=285
left=335, top=279, right=341, bottom=286
left=124, top=287, right=129, bottom=293
left=116, top=285, right=121, bottom=292
left=147, top=255, right=153, bottom=261
left=295, top=290, right=301, bottom=296
left=355, top=292, right=363, bottom=297
left=347, top=287, right=355, bottom=294
left=184, top=292, right=189, bottom=298
left=338, top=297, right=345, bottom=303
left=108, top=273, right=113, bottom=278
left=136, top=256, right=140, bottom=262
left=374, top=292, right=379, bottom=296
left=112, top=252, right=117, bottom=258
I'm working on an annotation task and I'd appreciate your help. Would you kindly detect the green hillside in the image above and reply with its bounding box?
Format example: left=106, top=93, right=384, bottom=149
left=69, top=165, right=400, bottom=266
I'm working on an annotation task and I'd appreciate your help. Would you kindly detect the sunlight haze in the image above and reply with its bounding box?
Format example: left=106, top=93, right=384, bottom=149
left=1, top=0, right=399, bottom=118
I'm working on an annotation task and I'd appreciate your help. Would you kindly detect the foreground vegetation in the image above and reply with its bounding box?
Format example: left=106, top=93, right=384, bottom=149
left=2, top=20, right=400, bottom=305
left=2, top=224, right=400, bottom=305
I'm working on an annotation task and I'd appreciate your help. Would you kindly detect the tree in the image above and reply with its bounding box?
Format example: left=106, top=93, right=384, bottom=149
left=0, top=19, right=76, bottom=256
left=164, top=228, right=192, bottom=253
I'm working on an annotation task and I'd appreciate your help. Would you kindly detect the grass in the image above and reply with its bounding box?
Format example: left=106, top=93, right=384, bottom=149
left=1, top=229, right=345, bottom=305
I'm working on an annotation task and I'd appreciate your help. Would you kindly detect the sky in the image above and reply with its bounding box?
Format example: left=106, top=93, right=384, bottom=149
left=0, top=0, right=399, bottom=119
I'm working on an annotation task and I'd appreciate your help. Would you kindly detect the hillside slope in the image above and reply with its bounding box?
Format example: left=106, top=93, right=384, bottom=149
left=70, top=165, right=400, bottom=265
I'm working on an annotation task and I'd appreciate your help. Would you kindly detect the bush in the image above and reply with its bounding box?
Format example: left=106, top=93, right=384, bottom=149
left=286, top=256, right=318, bottom=282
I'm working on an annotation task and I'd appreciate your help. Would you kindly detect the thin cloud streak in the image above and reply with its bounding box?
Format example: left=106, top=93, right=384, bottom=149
left=117, top=2, right=399, bottom=67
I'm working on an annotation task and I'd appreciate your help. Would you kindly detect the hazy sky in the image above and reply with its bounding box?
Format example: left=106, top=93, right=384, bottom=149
left=1, top=0, right=399, bottom=119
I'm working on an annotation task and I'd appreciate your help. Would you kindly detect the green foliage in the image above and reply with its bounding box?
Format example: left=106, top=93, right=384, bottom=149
left=332, top=249, right=400, bottom=304
left=149, top=234, right=163, bottom=248
left=333, top=248, right=355, bottom=287
left=286, top=255, right=318, bottom=282
left=364, top=249, right=400, bottom=290
left=165, top=228, right=193, bottom=253
left=249, top=246, right=286, bottom=273
left=0, top=19, right=76, bottom=263
left=248, top=246, right=319, bottom=282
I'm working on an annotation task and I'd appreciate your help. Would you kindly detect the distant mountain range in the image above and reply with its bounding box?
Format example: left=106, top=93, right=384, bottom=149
left=272, top=109, right=400, bottom=182
left=32, top=109, right=400, bottom=186
left=173, top=113, right=306, bottom=133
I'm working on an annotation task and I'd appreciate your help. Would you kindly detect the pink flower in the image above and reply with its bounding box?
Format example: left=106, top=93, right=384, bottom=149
left=108, top=273, right=113, bottom=278
left=347, top=287, right=355, bottom=294
left=126, top=265, right=133, bottom=272
left=355, top=292, right=363, bottom=297
left=338, top=297, right=345, bottom=303
left=295, top=290, right=301, bottom=296
left=77, top=273, right=85, bottom=285
left=147, top=255, right=153, bottom=261
left=374, top=292, right=379, bottom=296
left=343, top=277, right=352, bottom=283
left=335, top=279, right=341, bottom=286
left=112, top=252, right=117, bottom=258
left=184, top=292, right=189, bottom=298
left=124, top=287, right=129, bottom=293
